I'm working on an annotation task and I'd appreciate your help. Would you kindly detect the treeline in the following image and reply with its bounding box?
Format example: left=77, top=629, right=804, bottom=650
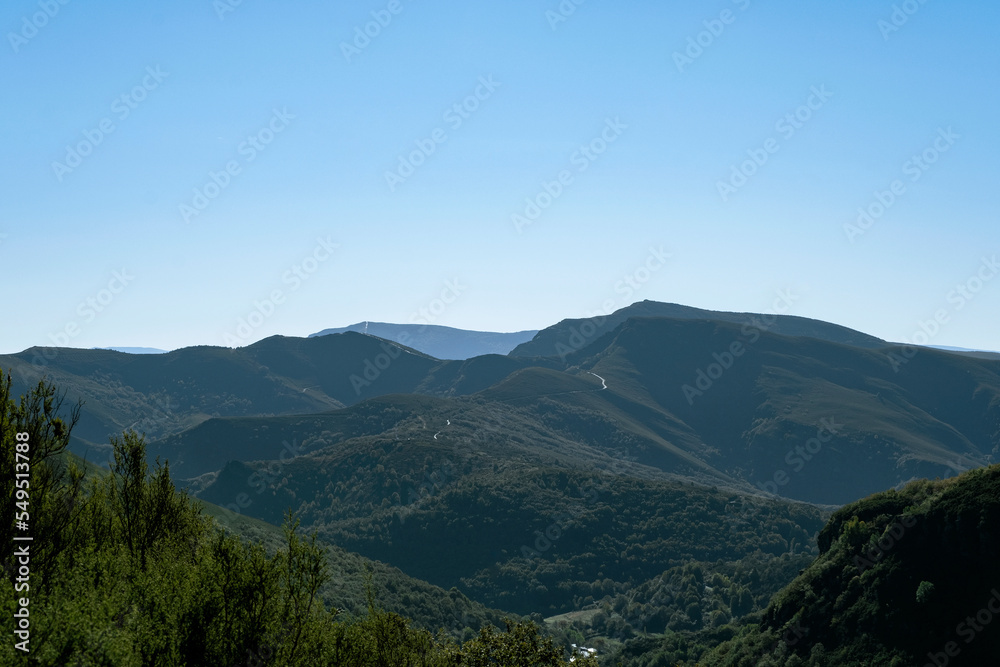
left=0, top=371, right=596, bottom=666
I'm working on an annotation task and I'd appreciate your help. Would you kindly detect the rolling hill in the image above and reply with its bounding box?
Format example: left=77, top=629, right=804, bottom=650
left=5, top=299, right=999, bottom=664
left=0, top=333, right=542, bottom=465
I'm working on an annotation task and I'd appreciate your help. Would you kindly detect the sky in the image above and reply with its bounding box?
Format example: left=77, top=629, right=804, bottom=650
left=2, top=0, right=998, bottom=353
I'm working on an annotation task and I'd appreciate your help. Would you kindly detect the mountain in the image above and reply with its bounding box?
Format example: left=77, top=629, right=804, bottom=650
left=97, top=346, right=169, bottom=354
left=555, top=316, right=1000, bottom=504
left=928, top=345, right=1000, bottom=361
left=6, top=300, right=1000, bottom=663
left=0, top=333, right=546, bottom=464
left=8, top=307, right=999, bottom=507
left=687, top=464, right=1000, bottom=666
left=0, top=379, right=563, bottom=666
left=192, top=418, right=828, bottom=619
left=199, top=496, right=513, bottom=637
left=309, top=322, right=538, bottom=359
left=510, top=300, right=889, bottom=358
left=128, top=311, right=998, bottom=632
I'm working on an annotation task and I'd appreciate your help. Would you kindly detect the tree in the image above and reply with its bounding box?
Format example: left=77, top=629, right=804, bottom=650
left=1, top=370, right=84, bottom=594
left=916, top=580, right=935, bottom=604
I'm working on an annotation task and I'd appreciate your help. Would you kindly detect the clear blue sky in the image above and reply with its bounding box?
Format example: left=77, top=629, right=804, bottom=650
left=2, top=0, right=998, bottom=353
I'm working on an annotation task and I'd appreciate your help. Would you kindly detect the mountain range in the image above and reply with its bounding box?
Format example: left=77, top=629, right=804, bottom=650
left=3, top=299, right=998, bottom=664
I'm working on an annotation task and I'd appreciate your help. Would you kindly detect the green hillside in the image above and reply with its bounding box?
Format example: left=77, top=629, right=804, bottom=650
left=560, top=317, right=1000, bottom=503
left=690, top=464, right=1000, bottom=666
left=66, top=444, right=515, bottom=639
left=0, top=371, right=595, bottom=666
left=6, top=303, right=1000, bottom=665
left=189, top=394, right=829, bottom=621
left=9, top=311, right=999, bottom=510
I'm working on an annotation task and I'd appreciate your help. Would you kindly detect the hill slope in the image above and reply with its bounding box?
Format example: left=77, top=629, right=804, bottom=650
left=310, top=322, right=538, bottom=359
left=510, top=300, right=889, bottom=358
left=554, top=316, right=1000, bottom=504
left=1, top=334, right=540, bottom=465
left=696, top=464, right=1000, bottom=666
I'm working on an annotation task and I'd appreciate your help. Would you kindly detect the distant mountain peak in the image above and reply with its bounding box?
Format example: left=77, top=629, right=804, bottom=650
left=309, top=322, right=538, bottom=360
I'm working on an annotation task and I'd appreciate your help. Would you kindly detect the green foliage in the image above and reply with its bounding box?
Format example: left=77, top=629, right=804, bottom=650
left=462, top=619, right=597, bottom=666
left=0, top=374, right=85, bottom=595
left=692, top=465, right=1000, bottom=666
left=0, top=370, right=594, bottom=666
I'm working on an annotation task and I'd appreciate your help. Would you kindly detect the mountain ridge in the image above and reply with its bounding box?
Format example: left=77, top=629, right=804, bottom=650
left=309, top=321, right=538, bottom=360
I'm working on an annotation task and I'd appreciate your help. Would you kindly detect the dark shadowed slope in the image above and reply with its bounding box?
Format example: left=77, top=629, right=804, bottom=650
left=510, top=300, right=888, bottom=359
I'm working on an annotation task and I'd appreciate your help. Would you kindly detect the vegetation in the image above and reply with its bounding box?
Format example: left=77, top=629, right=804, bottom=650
left=7, top=311, right=999, bottom=511
left=0, top=370, right=597, bottom=665
left=689, top=466, right=1000, bottom=666
left=194, top=419, right=827, bottom=618
left=4, top=305, right=999, bottom=665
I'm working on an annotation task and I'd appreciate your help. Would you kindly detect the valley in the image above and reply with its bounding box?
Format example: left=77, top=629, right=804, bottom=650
left=3, top=301, right=998, bottom=665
